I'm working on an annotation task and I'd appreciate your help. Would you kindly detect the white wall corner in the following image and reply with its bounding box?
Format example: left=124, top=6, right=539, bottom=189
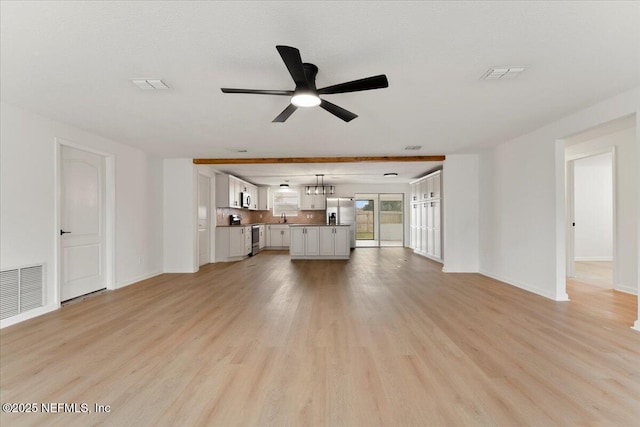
left=479, top=269, right=560, bottom=301
left=633, top=320, right=640, bottom=332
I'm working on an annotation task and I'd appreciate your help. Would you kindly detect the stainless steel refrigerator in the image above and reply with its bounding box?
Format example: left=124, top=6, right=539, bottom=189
left=326, top=197, right=356, bottom=248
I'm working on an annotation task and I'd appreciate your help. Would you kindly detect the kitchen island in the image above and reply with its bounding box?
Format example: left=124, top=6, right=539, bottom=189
left=289, top=224, right=351, bottom=260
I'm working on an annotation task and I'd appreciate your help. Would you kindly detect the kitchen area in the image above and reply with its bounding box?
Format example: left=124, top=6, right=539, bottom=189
left=213, top=173, right=357, bottom=262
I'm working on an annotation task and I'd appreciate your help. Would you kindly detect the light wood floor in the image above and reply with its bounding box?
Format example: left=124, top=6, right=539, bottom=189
left=1, top=249, right=638, bottom=426
left=574, top=260, right=613, bottom=289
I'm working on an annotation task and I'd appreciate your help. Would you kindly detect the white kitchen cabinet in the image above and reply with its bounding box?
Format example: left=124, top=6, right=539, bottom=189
left=258, top=225, right=265, bottom=249
left=299, top=193, right=326, bottom=210
left=215, top=173, right=261, bottom=210
left=290, top=226, right=319, bottom=257
left=258, top=187, right=271, bottom=210
left=215, top=174, right=247, bottom=208
left=216, top=226, right=251, bottom=261
left=229, top=226, right=251, bottom=257
left=293, top=226, right=350, bottom=259
left=320, top=226, right=350, bottom=258
left=409, top=170, right=442, bottom=262
left=267, top=224, right=290, bottom=248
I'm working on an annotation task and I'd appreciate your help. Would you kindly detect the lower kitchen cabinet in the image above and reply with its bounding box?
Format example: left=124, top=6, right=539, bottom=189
left=320, top=226, right=350, bottom=257
left=216, top=226, right=252, bottom=261
left=291, top=226, right=350, bottom=260
left=290, top=226, right=319, bottom=257
left=258, top=225, right=265, bottom=249
left=266, top=224, right=290, bottom=248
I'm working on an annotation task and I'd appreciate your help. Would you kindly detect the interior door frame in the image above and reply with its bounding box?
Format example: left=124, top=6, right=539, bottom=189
left=565, top=146, right=617, bottom=286
left=55, top=138, right=115, bottom=305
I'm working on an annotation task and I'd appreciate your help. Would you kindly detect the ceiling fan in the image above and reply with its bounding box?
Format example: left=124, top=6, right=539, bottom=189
left=221, top=45, right=389, bottom=123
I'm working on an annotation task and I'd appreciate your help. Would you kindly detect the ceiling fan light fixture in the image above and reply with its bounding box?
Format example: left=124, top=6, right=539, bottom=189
left=291, top=92, right=321, bottom=108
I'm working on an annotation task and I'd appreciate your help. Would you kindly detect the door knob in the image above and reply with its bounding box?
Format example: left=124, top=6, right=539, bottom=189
left=60, top=230, right=72, bottom=235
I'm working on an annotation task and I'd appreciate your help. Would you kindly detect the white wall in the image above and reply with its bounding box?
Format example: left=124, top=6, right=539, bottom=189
left=1, top=103, right=163, bottom=326
left=443, top=155, right=479, bottom=272
left=567, top=128, right=637, bottom=294
left=573, top=153, right=613, bottom=261
left=163, top=159, right=198, bottom=273
left=479, top=87, right=639, bottom=307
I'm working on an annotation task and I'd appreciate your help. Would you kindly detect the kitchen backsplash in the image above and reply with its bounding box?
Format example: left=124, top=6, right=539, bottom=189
left=216, top=208, right=327, bottom=226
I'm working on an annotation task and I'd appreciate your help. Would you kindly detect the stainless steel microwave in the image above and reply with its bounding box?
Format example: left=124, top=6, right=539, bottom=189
left=241, top=192, right=251, bottom=208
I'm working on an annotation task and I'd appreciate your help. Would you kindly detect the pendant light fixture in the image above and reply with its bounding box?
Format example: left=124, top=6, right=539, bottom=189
left=305, top=174, right=334, bottom=196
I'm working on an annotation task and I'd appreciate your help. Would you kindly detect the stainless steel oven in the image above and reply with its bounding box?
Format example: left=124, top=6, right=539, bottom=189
left=251, top=225, right=261, bottom=256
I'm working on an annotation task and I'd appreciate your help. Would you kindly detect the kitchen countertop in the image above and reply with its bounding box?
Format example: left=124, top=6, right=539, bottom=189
left=216, top=223, right=266, bottom=227
left=288, top=224, right=350, bottom=227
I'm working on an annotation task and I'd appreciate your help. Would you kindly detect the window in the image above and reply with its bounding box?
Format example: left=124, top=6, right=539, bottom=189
left=272, top=188, right=299, bottom=217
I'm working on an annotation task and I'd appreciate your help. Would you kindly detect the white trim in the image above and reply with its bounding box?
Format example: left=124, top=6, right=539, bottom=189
left=0, top=304, right=59, bottom=329
left=614, top=284, right=638, bottom=295
left=116, top=271, right=162, bottom=289
left=480, top=269, right=570, bottom=301
left=633, top=320, right=640, bottom=332
left=55, top=138, right=116, bottom=303
left=564, top=146, right=617, bottom=290
left=574, top=257, right=613, bottom=262
left=163, top=267, right=199, bottom=273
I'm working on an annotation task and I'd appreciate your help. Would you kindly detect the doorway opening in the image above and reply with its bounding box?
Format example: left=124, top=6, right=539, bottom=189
left=355, top=193, right=404, bottom=248
left=567, top=151, right=614, bottom=290
left=562, top=114, right=637, bottom=309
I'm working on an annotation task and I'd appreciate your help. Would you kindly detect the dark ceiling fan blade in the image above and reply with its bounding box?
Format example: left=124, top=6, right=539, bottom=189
left=221, top=88, right=293, bottom=96
left=276, top=45, right=308, bottom=88
left=318, top=74, right=388, bottom=95
left=320, top=99, right=358, bottom=122
left=272, top=103, right=298, bottom=123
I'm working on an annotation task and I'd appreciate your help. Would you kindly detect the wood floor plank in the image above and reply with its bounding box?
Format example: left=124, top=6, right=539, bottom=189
left=1, top=248, right=638, bottom=426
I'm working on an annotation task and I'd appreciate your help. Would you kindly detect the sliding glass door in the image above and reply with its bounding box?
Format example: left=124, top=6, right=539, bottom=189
left=379, top=194, right=403, bottom=247
left=355, top=193, right=404, bottom=248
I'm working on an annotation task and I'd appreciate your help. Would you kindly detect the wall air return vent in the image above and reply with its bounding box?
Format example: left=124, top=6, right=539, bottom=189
left=0, top=264, right=44, bottom=320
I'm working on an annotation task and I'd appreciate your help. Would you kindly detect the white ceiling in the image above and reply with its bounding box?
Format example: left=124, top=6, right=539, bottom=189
left=1, top=1, right=639, bottom=184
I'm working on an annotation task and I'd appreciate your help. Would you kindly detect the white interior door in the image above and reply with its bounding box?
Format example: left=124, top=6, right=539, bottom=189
left=198, top=174, right=211, bottom=266
left=60, top=145, right=106, bottom=301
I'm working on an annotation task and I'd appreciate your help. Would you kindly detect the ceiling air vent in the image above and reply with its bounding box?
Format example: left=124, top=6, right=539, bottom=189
left=480, top=67, right=525, bottom=80
left=130, top=79, right=170, bottom=90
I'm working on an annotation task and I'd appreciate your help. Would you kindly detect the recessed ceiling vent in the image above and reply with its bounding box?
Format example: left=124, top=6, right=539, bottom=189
left=480, top=67, right=525, bottom=80
left=130, top=79, right=170, bottom=90
left=404, top=145, right=422, bottom=150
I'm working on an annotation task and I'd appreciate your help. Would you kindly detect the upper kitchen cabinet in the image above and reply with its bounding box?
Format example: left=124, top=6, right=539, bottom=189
left=216, top=174, right=241, bottom=208
left=258, top=186, right=271, bottom=211
left=215, top=173, right=259, bottom=210
left=299, top=192, right=326, bottom=210
left=410, top=170, right=442, bottom=202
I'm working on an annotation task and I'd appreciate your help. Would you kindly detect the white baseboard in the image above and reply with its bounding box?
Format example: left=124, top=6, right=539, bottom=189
left=633, top=320, right=640, bottom=333
left=614, top=284, right=638, bottom=295
left=0, top=303, right=60, bottom=329
left=163, top=267, right=198, bottom=273
left=574, top=257, right=613, bottom=262
left=479, top=269, right=569, bottom=301
left=116, top=271, right=162, bottom=289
